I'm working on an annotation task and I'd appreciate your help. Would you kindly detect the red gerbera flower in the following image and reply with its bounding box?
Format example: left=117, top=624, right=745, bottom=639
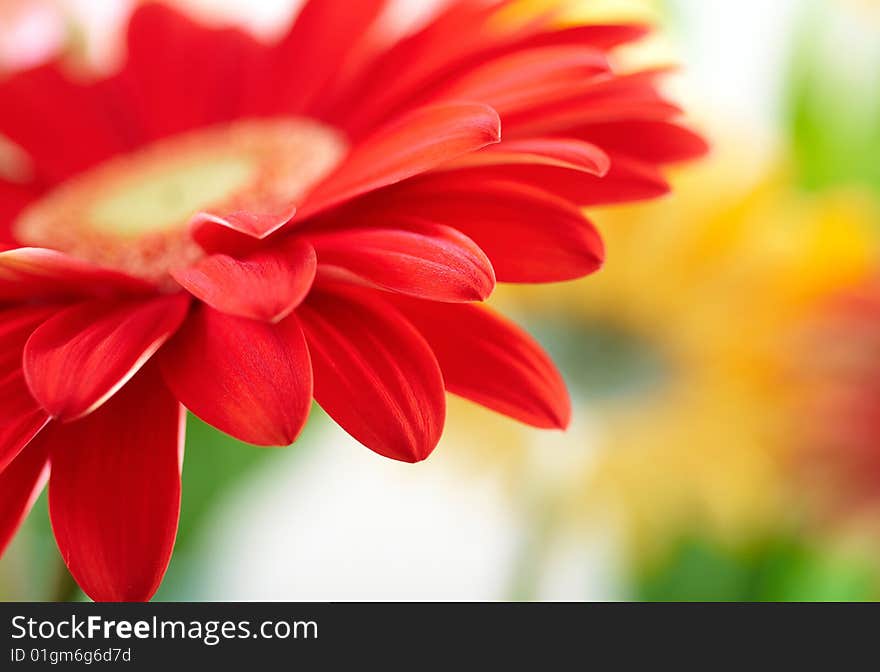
left=0, top=0, right=705, bottom=601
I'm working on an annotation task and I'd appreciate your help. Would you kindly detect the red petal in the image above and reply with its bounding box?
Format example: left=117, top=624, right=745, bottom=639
left=394, top=298, right=571, bottom=429
left=189, top=211, right=296, bottom=260
left=0, top=64, right=131, bottom=183
left=572, top=154, right=672, bottom=205
left=24, top=294, right=190, bottom=421
left=0, top=181, right=38, bottom=241
left=299, top=102, right=501, bottom=218
left=446, top=137, right=610, bottom=176
left=502, top=69, right=680, bottom=137
left=325, top=0, right=511, bottom=136
left=0, top=371, right=49, bottom=473
left=310, top=220, right=495, bottom=302
left=0, top=305, right=57, bottom=373
left=344, top=175, right=604, bottom=282
left=0, top=440, right=49, bottom=556
left=326, top=13, right=644, bottom=137
left=270, top=0, right=387, bottom=114
left=298, top=287, right=445, bottom=463
left=435, top=45, right=609, bottom=117
left=159, top=306, right=312, bottom=447
left=571, top=120, right=710, bottom=164
left=526, top=24, right=650, bottom=50
left=172, top=238, right=316, bottom=323
left=48, top=365, right=183, bottom=602
left=189, top=206, right=296, bottom=246
left=123, top=3, right=268, bottom=138
left=0, top=247, right=156, bottom=301
left=433, top=153, right=670, bottom=206
left=0, top=305, right=55, bottom=472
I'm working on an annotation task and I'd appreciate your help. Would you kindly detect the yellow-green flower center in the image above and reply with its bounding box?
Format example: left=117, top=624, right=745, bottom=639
left=14, top=117, right=347, bottom=283
left=87, top=153, right=257, bottom=239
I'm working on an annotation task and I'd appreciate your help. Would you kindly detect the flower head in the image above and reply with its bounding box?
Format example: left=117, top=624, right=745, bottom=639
left=0, top=0, right=703, bottom=601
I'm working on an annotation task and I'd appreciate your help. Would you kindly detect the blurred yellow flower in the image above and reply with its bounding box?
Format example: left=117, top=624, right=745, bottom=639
left=503, top=0, right=674, bottom=72
left=445, top=135, right=880, bottom=566
left=504, top=0, right=660, bottom=24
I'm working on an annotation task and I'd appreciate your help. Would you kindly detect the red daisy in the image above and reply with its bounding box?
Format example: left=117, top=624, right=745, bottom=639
left=0, top=0, right=705, bottom=601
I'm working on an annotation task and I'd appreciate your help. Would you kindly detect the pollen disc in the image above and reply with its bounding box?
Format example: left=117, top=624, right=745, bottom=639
left=14, top=118, right=347, bottom=283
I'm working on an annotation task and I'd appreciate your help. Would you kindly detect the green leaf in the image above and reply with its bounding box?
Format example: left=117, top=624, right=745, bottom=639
left=633, top=533, right=879, bottom=602
left=785, top=5, right=880, bottom=194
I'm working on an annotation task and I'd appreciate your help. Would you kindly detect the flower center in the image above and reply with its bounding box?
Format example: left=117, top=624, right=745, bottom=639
left=14, top=117, right=347, bottom=283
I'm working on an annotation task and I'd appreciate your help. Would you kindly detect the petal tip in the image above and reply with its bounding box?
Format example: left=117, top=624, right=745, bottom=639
left=388, top=440, right=437, bottom=464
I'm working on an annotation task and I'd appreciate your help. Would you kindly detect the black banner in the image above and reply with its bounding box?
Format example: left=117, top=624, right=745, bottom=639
left=0, top=602, right=872, bottom=667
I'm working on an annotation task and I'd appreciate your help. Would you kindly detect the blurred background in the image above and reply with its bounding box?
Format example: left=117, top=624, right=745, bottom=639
left=2, top=0, right=880, bottom=601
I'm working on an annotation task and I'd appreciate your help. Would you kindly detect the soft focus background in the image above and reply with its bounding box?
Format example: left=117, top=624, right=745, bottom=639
left=2, top=0, right=880, bottom=601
